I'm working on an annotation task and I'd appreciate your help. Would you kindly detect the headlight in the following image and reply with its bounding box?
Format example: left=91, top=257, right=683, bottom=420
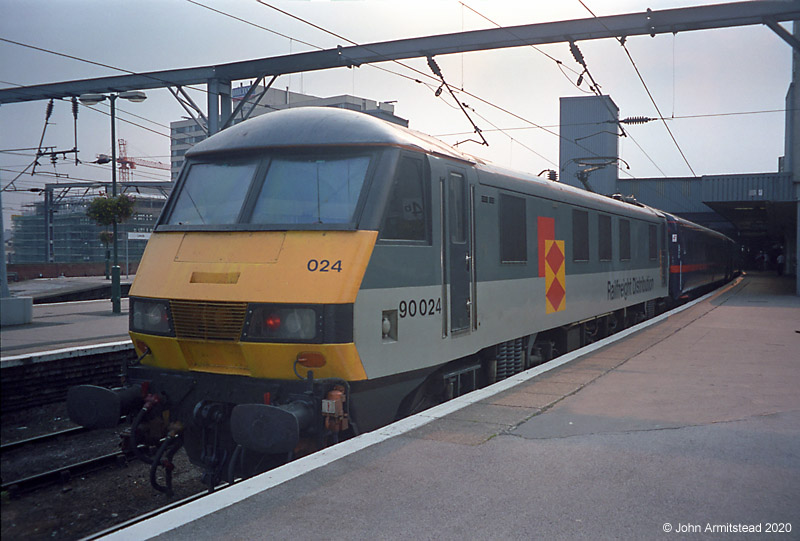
left=243, top=305, right=321, bottom=342
left=130, top=297, right=174, bottom=336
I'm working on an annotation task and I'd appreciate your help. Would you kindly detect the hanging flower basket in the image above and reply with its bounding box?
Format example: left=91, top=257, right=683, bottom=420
left=98, top=230, right=114, bottom=246
left=87, top=194, right=136, bottom=226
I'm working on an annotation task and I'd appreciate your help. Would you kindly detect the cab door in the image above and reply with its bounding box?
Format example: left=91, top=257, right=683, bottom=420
left=446, top=169, right=472, bottom=333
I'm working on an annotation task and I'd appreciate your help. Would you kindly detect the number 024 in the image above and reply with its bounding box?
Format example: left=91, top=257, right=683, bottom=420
left=307, top=259, right=342, bottom=272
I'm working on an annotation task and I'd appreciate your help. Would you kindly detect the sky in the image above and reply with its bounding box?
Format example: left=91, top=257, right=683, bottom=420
left=0, top=0, right=795, bottom=230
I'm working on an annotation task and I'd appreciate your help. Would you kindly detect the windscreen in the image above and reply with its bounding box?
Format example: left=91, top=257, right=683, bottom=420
left=249, top=155, right=370, bottom=225
left=165, top=151, right=372, bottom=227
left=167, top=161, right=257, bottom=225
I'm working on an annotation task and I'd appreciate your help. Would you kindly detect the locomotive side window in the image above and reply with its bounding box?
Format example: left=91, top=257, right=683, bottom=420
left=249, top=154, right=371, bottom=225
left=572, top=209, right=589, bottom=262
left=380, top=156, right=428, bottom=242
left=648, top=224, right=658, bottom=260
left=619, top=219, right=631, bottom=261
left=499, top=194, right=527, bottom=263
left=449, top=172, right=467, bottom=244
left=167, top=161, right=257, bottom=225
left=598, top=214, right=612, bottom=261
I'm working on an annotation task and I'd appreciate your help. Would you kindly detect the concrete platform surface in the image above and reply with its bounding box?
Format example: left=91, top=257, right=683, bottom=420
left=0, top=298, right=130, bottom=358
left=7, top=274, right=134, bottom=302
left=109, top=273, right=800, bottom=541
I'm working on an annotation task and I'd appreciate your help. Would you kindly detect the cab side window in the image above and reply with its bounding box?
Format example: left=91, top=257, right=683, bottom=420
left=380, top=156, right=428, bottom=242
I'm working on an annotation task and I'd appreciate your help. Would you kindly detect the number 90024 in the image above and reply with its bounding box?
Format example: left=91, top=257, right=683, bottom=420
left=399, top=298, right=441, bottom=318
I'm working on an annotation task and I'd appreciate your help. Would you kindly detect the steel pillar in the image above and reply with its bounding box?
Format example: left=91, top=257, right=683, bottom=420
left=207, top=78, right=232, bottom=136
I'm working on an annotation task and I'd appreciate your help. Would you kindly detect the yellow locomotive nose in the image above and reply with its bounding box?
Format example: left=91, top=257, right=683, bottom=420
left=128, top=229, right=377, bottom=381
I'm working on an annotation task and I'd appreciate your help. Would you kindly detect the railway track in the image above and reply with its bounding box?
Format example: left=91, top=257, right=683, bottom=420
left=1, top=418, right=128, bottom=497
left=84, top=486, right=221, bottom=540
left=0, top=425, right=89, bottom=453
left=1, top=449, right=129, bottom=497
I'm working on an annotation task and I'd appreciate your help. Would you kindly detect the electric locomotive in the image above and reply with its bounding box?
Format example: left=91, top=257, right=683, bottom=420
left=67, top=106, right=736, bottom=490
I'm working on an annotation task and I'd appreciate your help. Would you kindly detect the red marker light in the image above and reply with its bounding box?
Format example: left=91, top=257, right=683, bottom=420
left=265, top=314, right=281, bottom=330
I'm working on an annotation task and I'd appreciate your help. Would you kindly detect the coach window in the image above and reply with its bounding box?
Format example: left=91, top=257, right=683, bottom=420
left=572, top=209, right=589, bottom=262
left=380, top=155, right=428, bottom=242
left=648, top=224, right=658, bottom=260
left=619, top=219, right=631, bottom=261
left=598, top=214, right=612, bottom=261
left=499, top=194, right=527, bottom=263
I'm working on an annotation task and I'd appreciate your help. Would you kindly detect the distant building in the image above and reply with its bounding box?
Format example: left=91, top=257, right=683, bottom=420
left=10, top=193, right=164, bottom=266
left=170, top=86, right=408, bottom=179
left=559, top=95, right=620, bottom=195
left=3, top=228, right=12, bottom=265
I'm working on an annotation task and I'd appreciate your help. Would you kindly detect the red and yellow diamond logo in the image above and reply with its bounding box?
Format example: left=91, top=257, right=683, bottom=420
left=538, top=216, right=565, bottom=314
left=545, top=240, right=566, bottom=313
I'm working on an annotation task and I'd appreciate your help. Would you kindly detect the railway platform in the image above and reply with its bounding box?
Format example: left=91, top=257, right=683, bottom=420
left=6, top=274, right=135, bottom=304
left=1, top=276, right=133, bottom=359
left=0, top=298, right=131, bottom=359
left=1, top=280, right=134, bottom=412
left=105, top=272, right=800, bottom=541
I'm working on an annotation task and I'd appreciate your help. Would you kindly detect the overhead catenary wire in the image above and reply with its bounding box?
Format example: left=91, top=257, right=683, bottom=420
left=1, top=167, right=169, bottom=185
left=4, top=3, right=637, bottom=179
left=186, top=0, right=321, bottom=50
left=82, top=161, right=171, bottom=181
left=426, top=56, right=488, bottom=147
left=617, top=41, right=696, bottom=176
left=1, top=161, right=37, bottom=191
left=564, top=32, right=673, bottom=177
left=5, top=2, right=766, bottom=183
left=465, top=107, right=558, bottom=167
left=0, top=35, right=214, bottom=173
left=1, top=167, right=115, bottom=185
left=0, top=37, right=209, bottom=99
left=564, top=38, right=675, bottom=181
left=0, top=38, right=223, bottom=198
left=0, top=81, right=173, bottom=190
left=249, top=0, right=632, bottom=173
left=249, top=0, right=449, bottom=89
left=78, top=103, right=170, bottom=140
left=185, top=0, right=460, bottom=127
left=435, top=107, right=791, bottom=137
left=0, top=98, right=170, bottom=192
left=577, top=0, right=697, bottom=177
left=459, top=0, right=592, bottom=94
left=0, top=76, right=173, bottom=140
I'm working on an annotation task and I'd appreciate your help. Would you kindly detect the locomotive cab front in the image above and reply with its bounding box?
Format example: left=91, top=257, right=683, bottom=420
left=136, top=148, right=384, bottom=479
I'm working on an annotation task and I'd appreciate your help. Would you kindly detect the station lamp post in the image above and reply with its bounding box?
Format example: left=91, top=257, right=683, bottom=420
left=79, top=90, right=147, bottom=314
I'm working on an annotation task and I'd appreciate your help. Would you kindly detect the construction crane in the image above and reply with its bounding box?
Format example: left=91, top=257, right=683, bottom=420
left=94, top=139, right=170, bottom=182
left=117, top=139, right=169, bottom=182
